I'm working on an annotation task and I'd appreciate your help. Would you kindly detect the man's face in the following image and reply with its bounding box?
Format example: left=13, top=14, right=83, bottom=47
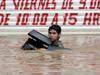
left=48, top=29, right=59, bottom=42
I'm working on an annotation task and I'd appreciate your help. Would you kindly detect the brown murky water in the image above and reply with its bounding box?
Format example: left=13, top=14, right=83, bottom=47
left=0, top=35, right=100, bottom=75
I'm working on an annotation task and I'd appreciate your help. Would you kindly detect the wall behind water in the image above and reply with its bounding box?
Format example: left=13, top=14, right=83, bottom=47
left=0, top=0, right=100, bottom=50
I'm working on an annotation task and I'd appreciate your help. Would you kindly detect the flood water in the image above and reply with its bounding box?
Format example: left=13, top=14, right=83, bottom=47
left=0, top=35, right=99, bottom=75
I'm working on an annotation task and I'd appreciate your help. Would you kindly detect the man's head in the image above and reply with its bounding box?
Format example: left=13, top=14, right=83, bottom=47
left=48, top=25, right=61, bottom=42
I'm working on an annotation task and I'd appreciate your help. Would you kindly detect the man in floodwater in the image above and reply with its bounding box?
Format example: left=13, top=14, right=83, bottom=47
left=21, top=25, right=64, bottom=50
left=36, top=25, right=64, bottom=50
left=47, top=25, right=64, bottom=50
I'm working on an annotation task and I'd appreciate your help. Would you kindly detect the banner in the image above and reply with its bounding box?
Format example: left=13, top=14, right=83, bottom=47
left=0, top=0, right=99, bottom=27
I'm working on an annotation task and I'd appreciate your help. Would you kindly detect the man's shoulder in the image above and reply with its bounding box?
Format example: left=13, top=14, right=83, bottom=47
left=57, top=40, right=64, bottom=48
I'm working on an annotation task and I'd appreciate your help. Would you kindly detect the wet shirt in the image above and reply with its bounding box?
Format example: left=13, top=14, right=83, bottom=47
left=47, top=41, right=64, bottom=50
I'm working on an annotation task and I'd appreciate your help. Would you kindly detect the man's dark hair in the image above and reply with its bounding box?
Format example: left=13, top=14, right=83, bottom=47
left=48, top=25, right=61, bottom=34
